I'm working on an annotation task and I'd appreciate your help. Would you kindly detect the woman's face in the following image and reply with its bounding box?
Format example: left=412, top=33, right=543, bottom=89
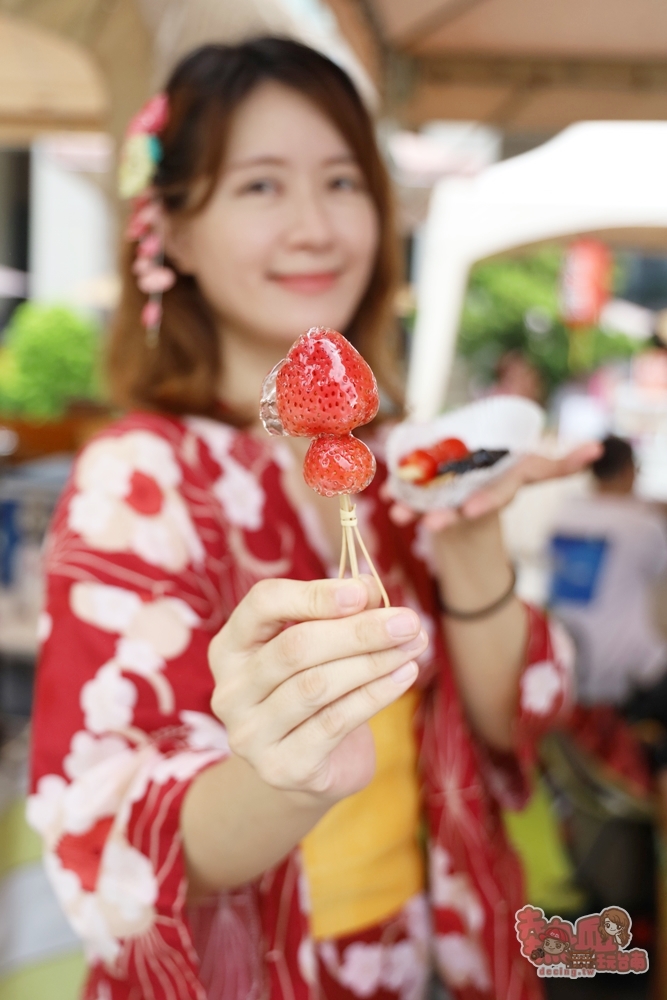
left=169, top=82, right=380, bottom=347
left=605, top=918, right=620, bottom=934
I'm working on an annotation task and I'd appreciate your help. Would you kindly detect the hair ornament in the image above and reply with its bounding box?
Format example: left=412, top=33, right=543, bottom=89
left=119, top=93, right=175, bottom=347
left=118, top=93, right=169, bottom=199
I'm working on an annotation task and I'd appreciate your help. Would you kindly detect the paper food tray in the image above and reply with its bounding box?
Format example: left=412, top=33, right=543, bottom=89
left=386, top=395, right=545, bottom=511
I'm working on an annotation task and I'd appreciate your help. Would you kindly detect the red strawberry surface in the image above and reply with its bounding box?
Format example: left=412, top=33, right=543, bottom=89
left=273, top=327, right=379, bottom=437
left=397, top=437, right=470, bottom=485
left=397, top=448, right=438, bottom=485
left=303, top=434, right=376, bottom=497
left=430, top=437, right=469, bottom=464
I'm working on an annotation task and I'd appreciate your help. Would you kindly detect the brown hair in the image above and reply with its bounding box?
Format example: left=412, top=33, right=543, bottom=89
left=107, top=37, right=402, bottom=420
left=598, top=907, right=631, bottom=947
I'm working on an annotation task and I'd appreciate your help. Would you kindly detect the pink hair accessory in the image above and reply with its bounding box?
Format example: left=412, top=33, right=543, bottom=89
left=125, top=200, right=159, bottom=241
left=137, top=268, right=176, bottom=295
left=127, top=93, right=169, bottom=137
left=119, top=92, right=176, bottom=346
left=132, top=257, right=154, bottom=277
left=141, top=300, right=162, bottom=330
left=137, top=233, right=162, bottom=258
left=125, top=193, right=175, bottom=344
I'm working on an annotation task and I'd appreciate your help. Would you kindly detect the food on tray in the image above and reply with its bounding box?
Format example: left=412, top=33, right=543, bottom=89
left=397, top=437, right=468, bottom=485
left=386, top=397, right=544, bottom=513
left=397, top=437, right=508, bottom=487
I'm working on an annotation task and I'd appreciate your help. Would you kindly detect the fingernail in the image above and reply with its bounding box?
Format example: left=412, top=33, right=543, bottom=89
left=400, top=629, right=427, bottom=654
left=336, top=581, right=365, bottom=610
left=390, top=506, right=414, bottom=526
left=386, top=612, right=419, bottom=639
left=391, top=661, right=418, bottom=685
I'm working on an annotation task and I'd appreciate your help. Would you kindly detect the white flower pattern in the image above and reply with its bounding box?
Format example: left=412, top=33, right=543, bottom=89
left=520, top=660, right=562, bottom=716
left=70, top=582, right=202, bottom=722
left=81, top=663, right=138, bottom=734
left=434, top=933, right=491, bottom=991
left=68, top=431, right=204, bottom=571
left=338, top=942, right=384, bottom=997
left=187, top=418, right=266, bottom=530
left=429, top=847, right=491, bottom=991
left=429, top=846, right=484, bottom=934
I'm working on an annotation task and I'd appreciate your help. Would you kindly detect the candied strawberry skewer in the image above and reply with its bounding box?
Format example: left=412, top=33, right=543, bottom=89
left=397, top=438, right=509, bottom=486
left=260, top=327, right=389, bottom=607
left=398, top=438, right=469, bottom=485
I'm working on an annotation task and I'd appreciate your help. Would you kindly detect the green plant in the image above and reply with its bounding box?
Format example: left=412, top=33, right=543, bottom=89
left=0, top=303, right=101, bottom=419
left=457, top=248, right=641, bottom=397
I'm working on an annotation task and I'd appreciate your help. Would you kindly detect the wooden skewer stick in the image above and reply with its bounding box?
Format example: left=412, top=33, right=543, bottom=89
left=338, top=494, right=390, bottom=608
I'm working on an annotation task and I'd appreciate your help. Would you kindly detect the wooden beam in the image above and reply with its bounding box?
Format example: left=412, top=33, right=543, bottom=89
left=417, top=53, right=667, bottom=91
left=395, top=0, right=490, bottom=52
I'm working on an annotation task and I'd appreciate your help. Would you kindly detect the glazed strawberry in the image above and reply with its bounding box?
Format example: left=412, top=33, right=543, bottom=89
left=397, top=437, right=469, bottom=485
left=260, top=327, right=379, bottom=437
left=430, top=438, right=468, bottom=464
left=303, top=434, right=376, bottom=497
left=398, top=449, right=438, bottom=485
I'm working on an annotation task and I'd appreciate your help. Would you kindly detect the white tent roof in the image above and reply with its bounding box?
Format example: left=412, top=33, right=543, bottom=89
left=407, top=121, right=667, bottom=420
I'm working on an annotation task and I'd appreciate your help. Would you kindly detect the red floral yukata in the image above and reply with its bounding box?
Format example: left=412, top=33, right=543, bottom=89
left=28, top=411, right=573, bottom=1000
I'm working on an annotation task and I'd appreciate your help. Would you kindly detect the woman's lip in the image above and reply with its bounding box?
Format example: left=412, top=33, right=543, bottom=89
left=271, top=272, right=339, bottom=295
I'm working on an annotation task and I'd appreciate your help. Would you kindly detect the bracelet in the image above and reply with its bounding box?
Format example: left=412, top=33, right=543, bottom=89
left=438, top=567, right=517, bottom=621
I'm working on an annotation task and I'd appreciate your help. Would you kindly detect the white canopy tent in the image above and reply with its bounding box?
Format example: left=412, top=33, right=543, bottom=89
left=407, top=121, right=667, bottom=420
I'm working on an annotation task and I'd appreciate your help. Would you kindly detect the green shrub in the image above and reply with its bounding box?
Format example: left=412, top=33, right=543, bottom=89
left=458, top=248, right=641, bottom=397
left=0, top=303, right=101, bottom=419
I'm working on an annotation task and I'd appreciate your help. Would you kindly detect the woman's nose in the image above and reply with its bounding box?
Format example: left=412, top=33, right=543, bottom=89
left=287, top=185, right=334, bottom=248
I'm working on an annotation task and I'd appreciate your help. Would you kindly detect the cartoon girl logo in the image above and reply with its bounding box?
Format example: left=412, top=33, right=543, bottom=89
left=515, top=904, right=649, bottom=978
left=598, top=907, right=631, bottom=949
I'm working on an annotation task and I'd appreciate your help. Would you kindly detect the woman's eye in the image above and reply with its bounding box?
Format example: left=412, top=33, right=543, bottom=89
left=329, top=175, right=362, bottom=191
left=241, top=178, right=278, bottom=195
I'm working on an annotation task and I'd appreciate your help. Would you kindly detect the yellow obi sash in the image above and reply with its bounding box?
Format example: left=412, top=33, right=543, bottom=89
left=300, top=689, right=424, bottom=941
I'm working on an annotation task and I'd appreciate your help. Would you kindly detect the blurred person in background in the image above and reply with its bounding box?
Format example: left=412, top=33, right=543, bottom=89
left=492, top=350, right=545, bottom=404
left=27, top=38, right=595, bottom=1000
left=550, top=435, right=667, bottom=761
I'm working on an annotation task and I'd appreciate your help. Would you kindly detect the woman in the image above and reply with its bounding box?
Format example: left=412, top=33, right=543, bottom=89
left=598, top=908, right=632, bottom=949
left=28, top=38, right=596, bottom=1000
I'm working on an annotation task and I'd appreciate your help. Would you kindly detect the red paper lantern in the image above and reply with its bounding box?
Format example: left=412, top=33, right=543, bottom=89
left=560, top=239, right=612, bottom=328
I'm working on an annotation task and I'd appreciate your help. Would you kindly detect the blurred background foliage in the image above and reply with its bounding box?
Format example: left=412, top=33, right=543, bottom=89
left=0, top=304, right=102, bottom=420
left=457, top=248, right=642, bottom=397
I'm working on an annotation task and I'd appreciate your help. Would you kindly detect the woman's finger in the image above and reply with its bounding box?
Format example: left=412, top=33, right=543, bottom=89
left=243, top=605, right=423, bottom=705
left=422, top=508, right=460, bottom=531
left=460, top=441, right=603, bottom=520
left=535, top=441, right=603, bottom=480
left=276, top=661, right=419, bottom=793
left=252, top=629, right=429, bottom=743
left=356, top=573, right=384, bottom=612
left=212, top=576, right=371, bottom=667
left=388, top=502, right=418, bottom=526
left=460, top=463, right=530, bottom=519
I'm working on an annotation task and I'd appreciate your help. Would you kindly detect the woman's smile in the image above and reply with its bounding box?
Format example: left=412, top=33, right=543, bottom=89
left=270, top=270, right=340, bottom=295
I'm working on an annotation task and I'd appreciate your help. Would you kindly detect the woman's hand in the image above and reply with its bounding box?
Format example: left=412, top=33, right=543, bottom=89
left=383, top=441, right=600, bottom=751
left=208, top=576, right=428, bottom=804
left=388, top=442, right=602, bottom=532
